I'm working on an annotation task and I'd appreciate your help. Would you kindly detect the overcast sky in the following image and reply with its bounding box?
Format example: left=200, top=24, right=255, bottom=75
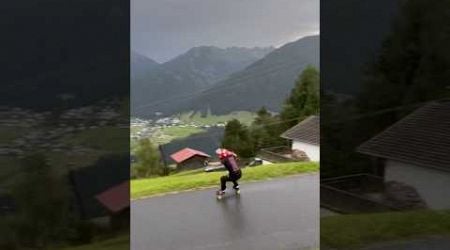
left=132, top=0, right=319, bottom=63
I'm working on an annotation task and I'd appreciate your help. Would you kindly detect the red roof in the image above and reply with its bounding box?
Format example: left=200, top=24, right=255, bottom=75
left=170, top=148, right=210, bottom=163
left=95, top=181, right=129, bottom=213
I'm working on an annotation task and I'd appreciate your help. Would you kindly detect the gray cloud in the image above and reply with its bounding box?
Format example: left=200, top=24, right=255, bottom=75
left=132, top=0, right=319, bottom=63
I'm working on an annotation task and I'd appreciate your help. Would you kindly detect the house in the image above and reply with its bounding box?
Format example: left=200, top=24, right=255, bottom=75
left=170, top=148, right=211, bottom=170
left=69, top=154, right=129, bottom=227
left=357, top=100, right=450, bottom=209
left=95, top=181, right=130, bottom=229
left=281, top=115, right=320, bottom=162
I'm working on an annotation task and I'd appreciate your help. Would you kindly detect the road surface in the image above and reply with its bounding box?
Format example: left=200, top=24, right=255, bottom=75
left=131, top=173, right=319, bottom=250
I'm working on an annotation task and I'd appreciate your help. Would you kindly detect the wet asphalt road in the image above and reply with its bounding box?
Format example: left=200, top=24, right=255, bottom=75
left=131, top=173, right=319, bottom=250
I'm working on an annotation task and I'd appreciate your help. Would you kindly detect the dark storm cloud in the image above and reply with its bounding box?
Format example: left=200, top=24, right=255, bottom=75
left=132, top=0, right=319, bottom=63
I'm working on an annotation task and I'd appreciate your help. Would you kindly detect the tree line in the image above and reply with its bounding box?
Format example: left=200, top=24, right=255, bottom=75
left=321, top=0, right=450, bottom=178
left=221, top=66, right=320, bottom=158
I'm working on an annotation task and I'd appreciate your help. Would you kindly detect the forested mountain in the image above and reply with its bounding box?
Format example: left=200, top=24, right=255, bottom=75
left=138, top=35, right=319, bottom=117
left=131, top=46, right=273, bottom=116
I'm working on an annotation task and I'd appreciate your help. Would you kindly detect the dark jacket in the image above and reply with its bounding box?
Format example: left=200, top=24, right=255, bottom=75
left=222, top=156, right=240, bottom=174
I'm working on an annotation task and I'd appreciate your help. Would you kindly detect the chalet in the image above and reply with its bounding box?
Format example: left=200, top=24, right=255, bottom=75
left=95, top=181, right=130, bottom=229
left=69, top=155, right=129, bottom=228
left=281, top=115, right=320, bottom=162
left=357, top=100, right=450, bottom=209
left=170, top=148, right=211, bottom=170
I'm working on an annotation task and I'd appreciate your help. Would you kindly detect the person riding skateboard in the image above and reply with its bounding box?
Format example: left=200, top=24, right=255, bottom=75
left=216, top=148, right=241, bottom=196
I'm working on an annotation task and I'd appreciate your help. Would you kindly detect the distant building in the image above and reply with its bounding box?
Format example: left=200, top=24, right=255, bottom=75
left=95, top=181, right=130, bottom=229
left=281, top=116, right=320, bottom=162
left=357, top=101, right=450, bottom=209
left=170, top=148, right=211, bottom=170
left=69, top=155, right=129, bottom=228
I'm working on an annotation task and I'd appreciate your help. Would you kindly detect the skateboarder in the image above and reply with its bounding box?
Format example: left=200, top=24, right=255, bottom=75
left=216, top=148, right=241, bottom=197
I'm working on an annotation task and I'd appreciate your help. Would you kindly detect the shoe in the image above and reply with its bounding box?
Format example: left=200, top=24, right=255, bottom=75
left=216, top=190, right=225, bottom=195
left=233, top=185, right=240, bottom=190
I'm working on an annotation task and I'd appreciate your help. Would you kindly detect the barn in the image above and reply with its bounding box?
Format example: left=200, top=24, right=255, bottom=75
left=170, top=148, right=211, bottom=170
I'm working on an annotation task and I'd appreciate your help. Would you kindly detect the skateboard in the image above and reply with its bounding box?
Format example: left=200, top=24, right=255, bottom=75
left=216, top=189, right=240, bottom=200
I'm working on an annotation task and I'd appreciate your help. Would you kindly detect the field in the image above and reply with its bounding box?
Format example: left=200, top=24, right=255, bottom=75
left=64, top=126, right=129, bottom=152
left=131, top=162, right=319, bottom=199
left=152, top=126, right=205, bottom=144
left=0, top=126, right=24, bottom=144
left=62, top=235, right=129, bottom=250
left=321, top=210, right=450, bottom=249
left=177, top=111, right=256, bottom=126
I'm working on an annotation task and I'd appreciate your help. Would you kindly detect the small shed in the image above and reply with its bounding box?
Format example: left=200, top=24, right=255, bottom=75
left=281, top=115, right=320, bottom=162
left=170, top=148, right=211, bottom=170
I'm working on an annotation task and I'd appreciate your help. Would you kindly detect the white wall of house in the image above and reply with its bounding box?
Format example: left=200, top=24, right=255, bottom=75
left=292, top=140, right=320, bottom=162
left=385, top=160, right=450, bottom=209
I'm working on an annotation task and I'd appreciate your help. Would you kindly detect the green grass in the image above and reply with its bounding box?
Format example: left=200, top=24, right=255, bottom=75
left=0, top=157, right=21, bottom=189
left=45, top=150, right=105, bottom=173
left=178, top=111, right=256, bottom=126
left=160, top=126, right=205, bottom=139
left=64, top=126, right=128, bottom=152
left=131, top=126, right=205, bottom=150
left=0, top=126, right=23, bottom=144
left=130, top=125, right=144, bottom=135
left=62, top=235, right=129, bottom=250
left=131, top=162, right=318, bottom=199
left=321, top=210, right=450, bottom=249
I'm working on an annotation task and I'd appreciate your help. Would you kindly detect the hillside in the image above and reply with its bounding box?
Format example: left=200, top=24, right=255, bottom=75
left=2, top=0, right=129, bottom=110
left=131, top=46, right=273, bottom=117
left=131, top=51, right=159, bottom=81
left=146, top=35, right=319, bottom=116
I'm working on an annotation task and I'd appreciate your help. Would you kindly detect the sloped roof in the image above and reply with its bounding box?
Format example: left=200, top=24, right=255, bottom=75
left=170, top=148, right=210, bottom=163
left=357, top=100, right=450, bottom=172
left=95, top=181, right=129, bottom=214
left=69, top=155, right=129, bottom=219
left=281, top=116, right=320, bottom=145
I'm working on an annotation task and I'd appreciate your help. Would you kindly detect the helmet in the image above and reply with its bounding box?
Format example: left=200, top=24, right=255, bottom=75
left=216, top=148, right=236, bottom=160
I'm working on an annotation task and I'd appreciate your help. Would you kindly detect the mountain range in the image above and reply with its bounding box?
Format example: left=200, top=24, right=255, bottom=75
left=131, top=51, right=159, bottom=81
left=132, top=35, right=319, bottom=118
left=131, top=46, right=273, bottom=116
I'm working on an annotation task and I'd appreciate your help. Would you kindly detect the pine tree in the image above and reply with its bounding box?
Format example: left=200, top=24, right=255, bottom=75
left=250, top=107, right=284, bottom=150
left=280, top=66, right=319, bottom=130
left=358, top=0, right=450, bottom=114
left=13, top=154, right=71, bottom=247
left=222, top=119, right=254, bottom=158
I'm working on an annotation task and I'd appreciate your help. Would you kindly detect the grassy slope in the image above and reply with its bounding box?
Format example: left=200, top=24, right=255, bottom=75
left=321, top=210, right=450, bottom=249
left=64, top=126, right=128, bottom=152
left=178, top=111, right=256, bottom=125
left=160, top=126, right=204, bottom=137
left=0, top=126, right=24, bottom=144
left=131, top=162, right=319, bottom=199
left=62, top=235, right=129, bottom=250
